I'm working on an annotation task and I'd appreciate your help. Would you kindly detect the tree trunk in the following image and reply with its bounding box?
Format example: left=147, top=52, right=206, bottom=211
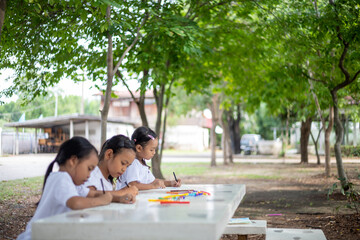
left=222, top=129, right=228, bottom=165
left=325, top=106, right=333, bottom=177
left=101, top=6, right=114, bottom=146
left=284, top=107, right=290, bottom=157
left=300, top=117, right=312, bottom=164
left=210, top=116, right=217, bottom=167
left=138, top=69, right=149, bottom=127
left=152, top=84, right=165, bottom=179
left=209, top=94, right=220, bottom=167
left=220, top=110, right=228, bottom=165
left=310, top=127, right=322, bottom=165
left=345, top=114, right=349, bottom=145
left=159, top=96, right=170, bottom=169
left=331, top=90, right=348, bottom=189
left=0, top=0, right=5, bottom=43
left=308, top=78, right=333, bottom=177
left=228, top=104, right=241, bottom=154
left=224, top=111, right=233, bottom=163
left=157, top=78, right=174, bottom=178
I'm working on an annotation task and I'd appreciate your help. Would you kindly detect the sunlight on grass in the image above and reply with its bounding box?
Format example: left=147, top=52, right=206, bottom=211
left=0, top=177, right=43, bottom=201
left=161, top=162, right=209, bottom=178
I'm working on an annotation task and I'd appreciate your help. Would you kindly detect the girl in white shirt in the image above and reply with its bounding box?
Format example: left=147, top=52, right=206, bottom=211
left=117, top=126, right=182, bottom=190
left=17, top=137, right=113, bottom=240
left=78, top=135, right=138, bottom=203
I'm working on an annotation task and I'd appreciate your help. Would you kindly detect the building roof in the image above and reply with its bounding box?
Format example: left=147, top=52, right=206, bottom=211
left=4, top=114, right=134, bottom=129
left=96, top=90, right=154, bottom=99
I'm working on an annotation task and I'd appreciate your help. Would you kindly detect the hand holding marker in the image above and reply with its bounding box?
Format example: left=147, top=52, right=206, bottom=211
left=172, top=172, right=182, bottom=187
left=100, top=179, right=105, bottom=194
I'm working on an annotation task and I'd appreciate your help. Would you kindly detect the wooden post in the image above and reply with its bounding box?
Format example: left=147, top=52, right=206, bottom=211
left=85, top=120, right=89, bottom=139
left=70, top=120, right=74, bottom=138
left=35, top=128, right=38, bottom=154
left=15, top=127, right=19, bottom=155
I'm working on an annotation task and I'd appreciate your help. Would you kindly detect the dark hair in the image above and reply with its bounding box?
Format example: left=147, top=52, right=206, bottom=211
left=38, top=137, right=98, bottom=205
left=98, top=134, right=136, bottom=182
left=99, top=134, right=136, bottom=161
left=131, top=126, right=157, bottom=168
left=131, top=126, right=157, bottom=147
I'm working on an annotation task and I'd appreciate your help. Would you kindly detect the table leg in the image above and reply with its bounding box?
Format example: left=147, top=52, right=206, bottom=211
left=237, top=235, right=248, bottom=240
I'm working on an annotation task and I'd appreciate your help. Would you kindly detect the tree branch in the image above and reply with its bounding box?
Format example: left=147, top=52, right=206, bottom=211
left=112, top=12, right=148, bottom=76
left=351, top=69, right=360, bottom=82
left=0, top=0, right=6, bottom=43
left=332, top=39, right=354, bottom=92
left=302, top=71, right=327, bottom=85
left=118, top=34, right=129, bottom=48
left=308, top=78, right=325, bottom=127
left=189, top=1, right=229, bottom=21
left=115, top=70, right=137, bottom=104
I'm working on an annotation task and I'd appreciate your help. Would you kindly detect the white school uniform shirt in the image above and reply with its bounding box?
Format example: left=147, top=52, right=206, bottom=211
left=17, top=171, right=87, bottom=240
left=77, top=166, right=113, bottom=194
left=116, top=158, right=155, bottom=190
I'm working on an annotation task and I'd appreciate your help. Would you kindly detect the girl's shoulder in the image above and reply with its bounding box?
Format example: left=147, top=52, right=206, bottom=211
left=91, top=166, right=102, bottom=177
left=48, top=171, right=72, bottom=181
left=45, top=171, right=74, bottom=188
left=131, top=159, right=146, bottom=168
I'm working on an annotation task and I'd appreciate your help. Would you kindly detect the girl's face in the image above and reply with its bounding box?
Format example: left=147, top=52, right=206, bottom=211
left=136, top=138, right=158, bottom=160
left=108, top=148, right=136, bottom=178
left=71, top=150, right=99, bottom=185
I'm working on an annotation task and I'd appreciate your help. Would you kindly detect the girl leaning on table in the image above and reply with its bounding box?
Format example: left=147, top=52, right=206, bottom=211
left=116, top=126, right=182, bottom=190
left=77, top=134, right=138, bottom=203
left=17, top=137, right=114, bottom=240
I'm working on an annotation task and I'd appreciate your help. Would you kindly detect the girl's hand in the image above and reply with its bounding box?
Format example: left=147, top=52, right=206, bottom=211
left=152, top=179, right=166, bottom=189
left=99, top=192, right=113, bottom=204
left=114, top=194, right=136, bottom=204
left=125, top=185, right=139, bottom=196
left=171, top=179, right=182, bottom=187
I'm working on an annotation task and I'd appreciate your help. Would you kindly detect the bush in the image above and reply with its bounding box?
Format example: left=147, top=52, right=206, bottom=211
left=330, top=145, right=360, bottom=157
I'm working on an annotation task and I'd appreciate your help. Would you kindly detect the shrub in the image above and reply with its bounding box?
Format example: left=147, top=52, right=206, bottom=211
left=330, top=145, right=360, bottom=157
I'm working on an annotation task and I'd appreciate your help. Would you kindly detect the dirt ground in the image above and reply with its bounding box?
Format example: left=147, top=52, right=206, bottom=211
left=1, top=160, right=360, bottom=240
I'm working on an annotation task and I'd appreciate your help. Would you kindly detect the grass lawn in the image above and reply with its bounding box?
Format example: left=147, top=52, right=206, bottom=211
left=1, top=160, right=359, bottom=240
left=0, top=176, right=43, bottom=202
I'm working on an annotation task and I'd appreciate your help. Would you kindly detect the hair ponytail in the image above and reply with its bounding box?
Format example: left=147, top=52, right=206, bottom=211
left=38, top=137, right=97, bottom=205
left=42, top=159, right=56, bottom=191
left=131, top=126, right=157, bottom=147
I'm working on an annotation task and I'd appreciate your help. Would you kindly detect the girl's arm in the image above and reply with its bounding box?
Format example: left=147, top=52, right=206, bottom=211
left=66, top=192, right=112, bottom=210
left=164, top=179, right=182, bottom=187
left=86, top=188, right=137, bottom=204
left=113, top=185, right=138, bottom=197
left=128, top=179, right=165, bottom=190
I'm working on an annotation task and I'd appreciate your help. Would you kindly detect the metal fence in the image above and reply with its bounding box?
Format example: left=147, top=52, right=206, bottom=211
left=0, top=131, right=46, bottom=155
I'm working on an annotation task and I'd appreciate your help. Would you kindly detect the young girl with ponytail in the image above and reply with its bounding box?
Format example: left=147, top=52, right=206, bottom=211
left=17, top=137, right=113, bottom=240
left=117, top=126, right=182, bottom=190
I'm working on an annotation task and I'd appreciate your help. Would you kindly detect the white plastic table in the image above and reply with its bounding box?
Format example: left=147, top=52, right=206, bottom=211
left=32, top=184, right=246, bottom=240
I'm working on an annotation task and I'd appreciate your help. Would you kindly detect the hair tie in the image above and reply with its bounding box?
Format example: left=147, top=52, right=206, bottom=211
left=134, top=139, right=137, bottom=142
left=148, top=134, right=155, bottom=140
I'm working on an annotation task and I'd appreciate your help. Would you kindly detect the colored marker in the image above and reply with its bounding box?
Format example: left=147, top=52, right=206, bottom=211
left=125, top=182, right=130, bottom=188
left=173, top=172, right=178, bottom=182
left=168, top=190, right=195, bottom=193
left=160, top=201, right=190, bottom=204
left=100, top=179, right=105, bottom=194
